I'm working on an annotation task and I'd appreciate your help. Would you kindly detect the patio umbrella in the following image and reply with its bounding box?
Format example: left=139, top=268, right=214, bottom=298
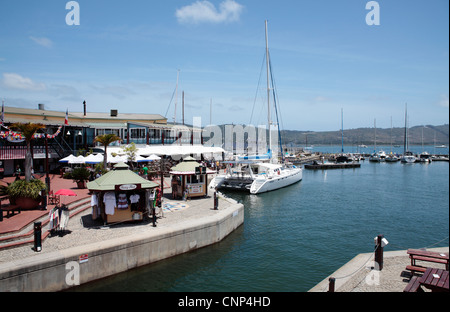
left=69, top=155, right=85, bottom=164
left=147, top=154, right=161, bottom=161
left=84, top=153, right=103, bottom=164
left=135, top=155, right=150, bottom=163
left=59, top=154, right=76, bottom=163
left=55, top=189, right=77, bottom=196
left=107, top=155, right=127, bottom=164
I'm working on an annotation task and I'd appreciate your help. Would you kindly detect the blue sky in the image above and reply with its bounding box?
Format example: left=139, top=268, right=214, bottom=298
left=0, top=0, right=448, bottom=131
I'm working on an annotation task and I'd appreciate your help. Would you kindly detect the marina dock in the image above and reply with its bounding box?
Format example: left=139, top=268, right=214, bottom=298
left=304, top=162, right=361, bottom=170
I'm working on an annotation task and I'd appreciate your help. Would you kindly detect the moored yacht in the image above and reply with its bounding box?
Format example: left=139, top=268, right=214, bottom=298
left=209, top=21, right=302, bottom=195
left=401, top=151, right=416, bottom=163
left=369, top=150, right=387, bottom=162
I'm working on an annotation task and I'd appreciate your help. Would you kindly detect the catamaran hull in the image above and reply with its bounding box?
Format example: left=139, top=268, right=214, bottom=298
left=250, top=168, right=302, bottom=194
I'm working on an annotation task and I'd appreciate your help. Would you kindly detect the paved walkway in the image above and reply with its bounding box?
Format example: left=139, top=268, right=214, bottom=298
left=1, top=174, right=91, bottom=235
left=0, top=173, right=237, bottom=265
left=309, top=247, right=449, bottom=292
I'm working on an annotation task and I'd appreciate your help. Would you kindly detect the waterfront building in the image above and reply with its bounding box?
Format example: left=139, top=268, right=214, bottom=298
left=0, top=104, right=203, bottom=176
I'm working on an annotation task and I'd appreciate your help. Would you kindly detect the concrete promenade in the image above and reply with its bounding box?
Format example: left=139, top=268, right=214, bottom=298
left=0, top=174, right=244, bottom=292
left=309, top=247, right=449, bottom=292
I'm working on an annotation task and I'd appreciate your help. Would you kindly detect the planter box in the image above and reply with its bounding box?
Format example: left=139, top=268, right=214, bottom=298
left=15, top=197, right=40, bottom=210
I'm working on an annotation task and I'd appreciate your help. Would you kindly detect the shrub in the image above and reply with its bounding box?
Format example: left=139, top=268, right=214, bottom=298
left=7, top=179, right=47, bottom=201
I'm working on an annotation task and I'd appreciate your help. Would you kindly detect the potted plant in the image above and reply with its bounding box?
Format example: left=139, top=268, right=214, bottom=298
left=6, top=179, right=47, bottom=210
left=71, top=167, right=91, bottom=189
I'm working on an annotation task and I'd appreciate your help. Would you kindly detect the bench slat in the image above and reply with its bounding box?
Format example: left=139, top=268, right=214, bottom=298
left=406, top=265, right=427, bottom=273
left=404, top=276, right=423, bottom=292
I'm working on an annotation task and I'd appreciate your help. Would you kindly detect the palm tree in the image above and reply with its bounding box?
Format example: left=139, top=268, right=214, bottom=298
left=11, top=123, right=46, bottom=181
left=93, top=133, right=121, bottom=169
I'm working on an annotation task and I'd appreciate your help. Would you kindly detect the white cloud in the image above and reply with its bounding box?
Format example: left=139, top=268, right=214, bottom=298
left=2, top=73, right=46, bottom=91
left=29, top=36, right=53, bottom=48
left=438, top=94, right=449, bottom=108
left=176, top=0, right=244, bottom=24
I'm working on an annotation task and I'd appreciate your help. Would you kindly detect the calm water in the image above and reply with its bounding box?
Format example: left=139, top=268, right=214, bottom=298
left=73, top=147, right=449, bottom=292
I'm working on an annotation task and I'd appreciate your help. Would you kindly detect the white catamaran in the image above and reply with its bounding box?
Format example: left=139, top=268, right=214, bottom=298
left=209, top=21, right=302, bottom=195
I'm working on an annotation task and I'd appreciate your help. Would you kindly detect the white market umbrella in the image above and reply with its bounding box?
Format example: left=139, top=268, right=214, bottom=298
left=107, top=155, right=127, bottom=164
left=59, top=154, right=76, bottom=163
left=135, top=155, right=151, bottom=163
left=69, top=155, right=85, bottom=164
left=84, top=153, right=103, bottom=164
left=147, top=154, right=161, bottom=161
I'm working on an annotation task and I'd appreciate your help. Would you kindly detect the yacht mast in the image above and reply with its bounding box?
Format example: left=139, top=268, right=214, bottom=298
left=265, top=20, right=272, bottom=156
left=173, top=69, right=180, bottom=124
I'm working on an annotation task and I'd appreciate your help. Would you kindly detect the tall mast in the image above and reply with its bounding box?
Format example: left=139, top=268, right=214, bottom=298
left=404, top=103, right=408, bottom=154
left=265, top=20, right=271, bottom=155
left=341, top=108, right=344, bottom=153
left=173, top=69, right=180, bottom=124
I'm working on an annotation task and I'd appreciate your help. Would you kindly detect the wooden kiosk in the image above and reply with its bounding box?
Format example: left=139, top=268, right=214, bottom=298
left=87, top=162, right=159, bottom=224
left=170, top=156, right=216, bottom=200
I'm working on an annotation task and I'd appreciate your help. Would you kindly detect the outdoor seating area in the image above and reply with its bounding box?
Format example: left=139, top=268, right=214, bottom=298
left=403, top=249, right=449, bottom=292
left=0, top=195, right=21, bottom=220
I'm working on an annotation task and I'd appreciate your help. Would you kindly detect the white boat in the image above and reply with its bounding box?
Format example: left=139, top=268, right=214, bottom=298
left=418, top=151, right=432, bottom=163
left=385, top=153, right=399, bottom=162
left=209, top=21, right=302, bottom=194
left=368, top=119, right=386, bottom=162
left=250, top=163, right=302, bottom=194
left=401, top=151, right=416, bottom=163
left=369, top=150, right=387, bottom=162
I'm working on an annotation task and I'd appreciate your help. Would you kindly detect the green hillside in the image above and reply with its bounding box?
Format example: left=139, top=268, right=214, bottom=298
left=281, top=124, right=449, bottom=146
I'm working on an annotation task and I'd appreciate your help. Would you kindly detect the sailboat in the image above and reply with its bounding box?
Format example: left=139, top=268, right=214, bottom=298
left=369, top=119, right=387, bottom=162
left=385, top=117, right=399, bottom=162
left=400, top=104, right=416, bottom=163
left=209, top=21, right=302, bottom=194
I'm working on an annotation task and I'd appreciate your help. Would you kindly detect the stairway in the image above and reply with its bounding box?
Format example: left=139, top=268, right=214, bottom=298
left=0, top=197, right=91, bottom=251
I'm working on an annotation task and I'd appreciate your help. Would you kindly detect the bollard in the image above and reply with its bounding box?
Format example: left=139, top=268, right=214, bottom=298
left=328, top=277, right=336, bottom=292
left=375, top=234, right=384, bottom=271
left=34, top=222, right=42, bottom=252
left=152, top=207, right=157, bottom=227
left=213, top=191, right=218, bottom=210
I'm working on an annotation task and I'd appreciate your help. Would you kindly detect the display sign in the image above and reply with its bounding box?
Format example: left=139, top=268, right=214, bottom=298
left=116, top=184, right=141, bottom=191
left=188, top=184, right=203, bottom=194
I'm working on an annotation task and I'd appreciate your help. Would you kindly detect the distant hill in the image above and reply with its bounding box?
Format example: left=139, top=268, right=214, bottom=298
left=281, top=124, right=449, bottom=146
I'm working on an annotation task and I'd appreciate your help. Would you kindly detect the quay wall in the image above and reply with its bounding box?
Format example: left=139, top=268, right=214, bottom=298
left=0, top=202, right=244, bottom=292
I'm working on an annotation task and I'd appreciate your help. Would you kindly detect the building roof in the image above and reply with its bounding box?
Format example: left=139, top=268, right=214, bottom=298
left=170, top=157, right=215, bottom=175
left=87, top=162, right=159, bottom=191
left=3, top=106, right=167, bottom=127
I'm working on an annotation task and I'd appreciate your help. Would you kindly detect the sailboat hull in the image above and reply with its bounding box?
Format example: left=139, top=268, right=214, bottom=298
left=250, top=168, right=302, bottom=194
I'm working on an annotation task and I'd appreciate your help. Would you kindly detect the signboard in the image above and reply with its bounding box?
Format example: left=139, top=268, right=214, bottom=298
left=195, top=166, right=206, bottom=175
left=115, top=184, right=141, bottom=191
left=188, top=184, right=203, bottom=194
left=79, top=254, right=88, bottom=264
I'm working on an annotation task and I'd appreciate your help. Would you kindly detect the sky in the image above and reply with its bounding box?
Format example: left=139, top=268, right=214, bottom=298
left=0, top=0, right=448, bottom=131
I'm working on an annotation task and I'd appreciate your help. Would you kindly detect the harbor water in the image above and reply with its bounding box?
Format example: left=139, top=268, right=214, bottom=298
left=73, top=146, right=449, bottom=292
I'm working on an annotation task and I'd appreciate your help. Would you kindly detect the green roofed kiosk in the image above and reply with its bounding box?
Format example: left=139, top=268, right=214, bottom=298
left=87, top=162, right=159, bottom=224
left=169, top=156, right=216, bottom=200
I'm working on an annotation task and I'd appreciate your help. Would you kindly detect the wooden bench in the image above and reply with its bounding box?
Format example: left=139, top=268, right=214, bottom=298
left=406, top=249, right=449, bottom=274
left=1, top=204, right=21, bottom=218
left=403, top=276, right=424, bottom=292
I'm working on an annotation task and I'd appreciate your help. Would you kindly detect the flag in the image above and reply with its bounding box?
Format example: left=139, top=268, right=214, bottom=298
left=1, top=100, right=4, bottom=126
left=64, top=109, right=69, bottom=125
